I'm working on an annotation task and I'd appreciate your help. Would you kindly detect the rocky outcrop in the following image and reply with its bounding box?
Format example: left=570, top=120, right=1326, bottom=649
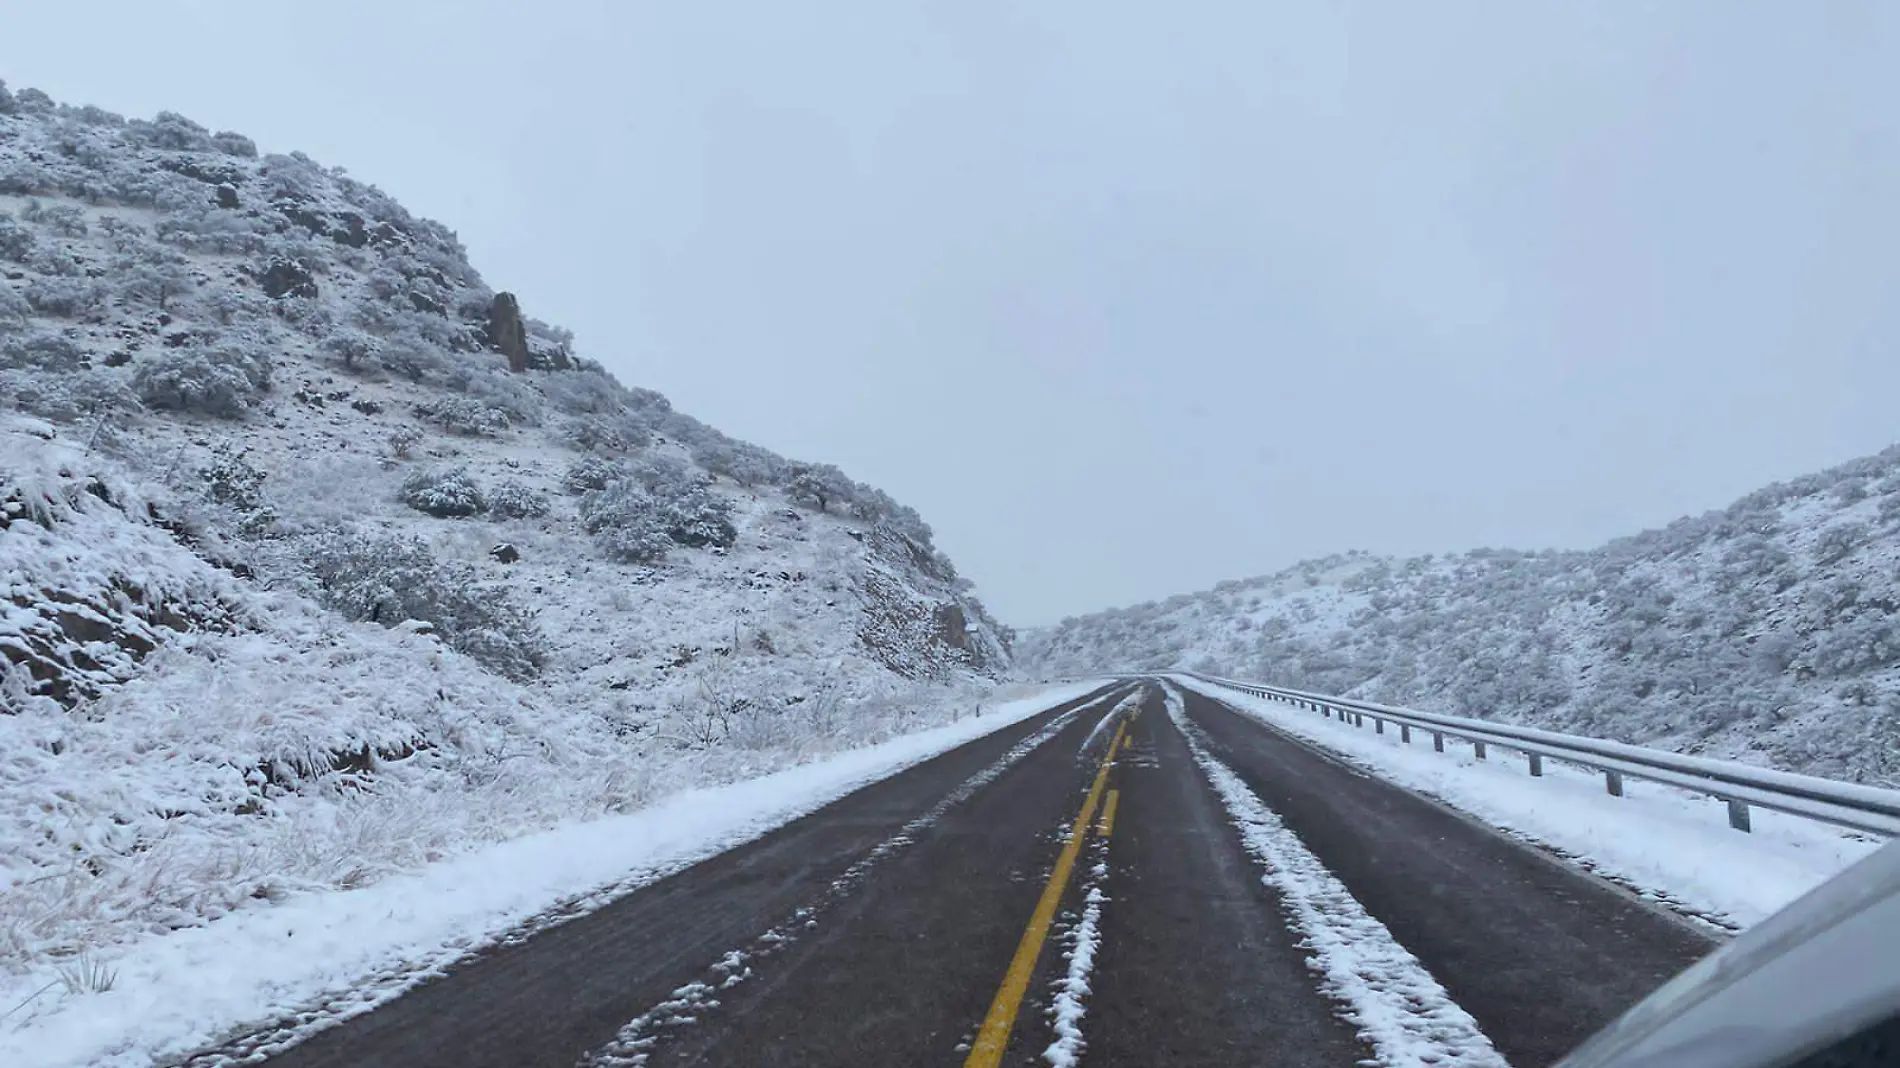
left=489, top=292, right=530, bottom=373
left=256, top=257, right=317, bottom=300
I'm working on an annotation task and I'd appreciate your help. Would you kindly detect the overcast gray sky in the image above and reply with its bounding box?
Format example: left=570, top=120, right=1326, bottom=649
left=8, top=3, right=1900, bottom=625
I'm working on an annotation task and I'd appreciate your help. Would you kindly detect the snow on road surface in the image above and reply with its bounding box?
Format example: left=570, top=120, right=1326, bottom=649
left=1042, top=845, right=1109, bottom=1068
left=1162, top=683, right=1510, bottom=1068
left=0, top=681, right=1108, bottom=1068
left=577, top=690, right=1116, bottom=1068
left=1173, top=675, right=1883, bottom=930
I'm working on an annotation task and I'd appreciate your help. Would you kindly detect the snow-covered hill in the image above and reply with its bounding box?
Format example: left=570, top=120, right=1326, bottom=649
left=1024, top=449, right=1900, bottom=786
left=0, top=81, right=1013, bottom=971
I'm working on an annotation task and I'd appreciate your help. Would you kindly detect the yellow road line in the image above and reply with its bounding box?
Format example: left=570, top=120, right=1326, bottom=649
left=962, top=721, right=1126, bottom=1068
left=1097, top=789, right=1121, bottom=838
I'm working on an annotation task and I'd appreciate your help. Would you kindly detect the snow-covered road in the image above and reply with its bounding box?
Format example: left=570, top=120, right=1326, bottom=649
left=7, top=676, right=1881, bottom=1068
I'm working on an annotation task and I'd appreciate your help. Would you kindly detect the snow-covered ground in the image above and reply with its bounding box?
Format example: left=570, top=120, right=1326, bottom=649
left=0, top=679, right=1103, bottom=1068
left=1173, top=676, right=1884, bottom=930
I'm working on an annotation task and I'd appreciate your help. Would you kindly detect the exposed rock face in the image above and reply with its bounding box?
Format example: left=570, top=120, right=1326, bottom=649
left=256, top=257, right=317, bottom=300
left=933, top=602, right=971, bottom=655
left=214, top=183, right=240, bottom=209
left=489, top=292, right=530, bottom=373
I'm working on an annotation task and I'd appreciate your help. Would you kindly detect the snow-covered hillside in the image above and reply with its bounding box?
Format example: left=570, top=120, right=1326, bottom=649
left=1025, top=448, right=1900, bottom=785
left=0, top=81, right=1013, bottom=972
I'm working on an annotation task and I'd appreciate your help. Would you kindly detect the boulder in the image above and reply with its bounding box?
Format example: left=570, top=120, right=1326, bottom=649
left=489, top=292, right=530, bottom=373
left=256, top=257, right=317, bottom=300
left=489, top=543, right=521, bottom=565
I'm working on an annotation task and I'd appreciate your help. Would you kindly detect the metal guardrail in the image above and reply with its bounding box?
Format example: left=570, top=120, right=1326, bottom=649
left=1178, top=672, right=1900, bottom=838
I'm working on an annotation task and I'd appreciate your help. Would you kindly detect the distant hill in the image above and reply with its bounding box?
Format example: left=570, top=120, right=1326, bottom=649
left=1023, top=447, right=1900, bottom=785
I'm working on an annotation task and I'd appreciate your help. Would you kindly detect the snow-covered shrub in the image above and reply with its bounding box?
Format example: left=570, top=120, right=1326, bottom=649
left=489, top=479, right=551, bottom=519
left=562, top=413, right=652, bottom=454
left=2, top=330, right=87, bottom=371
left=21, top=199, right=89, bottom=236
left=787, top=463, right=855, bottom=513
left=0, top=367, right=137, bottom=424
left=659, top=485, right=737, bottom=549
left=0, top=283, right=28, bottom=333
left=125, top=110, right=216, bottom=153
left=579, top=481, right=673, bottom=564
left=212, top=130, right=258, bottom=157
left=542, top=367, right=632, bottom=415
left=303, top=530, right=544, bottom=679
left=0, top=212, right=33, bottom=261
left=376, top=339, right=451, bottom=383
left=387, top=425, right=423, bottom=458
left=24, top=275, right=109, bottom=319
left=320, top=329, right=383, bottom=372
left=455, top=366, right=543, bottom=426
left=399, top=466, right=486, bottom=518
left=564, top=455, right=626, bottom=494
left=1811, top=521, right=1868, bottom=566
left=413, top=395, right=510, bottom=436
left=694, top=439, right=787, bottom=487
left=131, top=342, right=271, bottom=417
left=0, top=78, right=14, bottom=115
left=199, top=450, right=277, bottom=535
left=117, top=256, right=194, bottom=311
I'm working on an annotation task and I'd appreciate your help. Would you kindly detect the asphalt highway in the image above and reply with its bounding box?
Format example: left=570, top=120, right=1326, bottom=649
left=201, top=679, right=1716, bottom=1068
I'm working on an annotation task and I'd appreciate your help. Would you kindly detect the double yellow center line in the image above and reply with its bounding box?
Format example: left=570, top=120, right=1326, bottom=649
left=961, top=717, right=1131, bottom=1068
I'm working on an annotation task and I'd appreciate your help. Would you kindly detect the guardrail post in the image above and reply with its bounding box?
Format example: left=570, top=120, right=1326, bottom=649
left=1727, top=799, right=1752, bottom=832
left=1605, top=770, right=1623, bottom=796
left=1375, top=718, right=1385, bottom=735
left=1353, top=712, right=1364, bottom=728
left=1527, top=753, right=1543, bottom=777
left=1473, top=740, right=1487, bottom=760
left=1400, top=723, right=1411, bottom=744
left=1433, top=731, right=1444, bottom=752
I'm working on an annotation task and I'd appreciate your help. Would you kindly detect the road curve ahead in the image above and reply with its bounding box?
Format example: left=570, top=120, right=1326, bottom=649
left=198, top=680, right=1718, bottom=1068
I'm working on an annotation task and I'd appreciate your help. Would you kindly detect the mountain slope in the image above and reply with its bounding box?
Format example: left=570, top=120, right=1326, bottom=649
left=0, top=80, right=1011, bottom=968
left=1023, top=448, right=1900, bottom=785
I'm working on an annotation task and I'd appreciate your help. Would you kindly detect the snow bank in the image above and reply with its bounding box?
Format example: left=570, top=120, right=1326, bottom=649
left=0, top=680, right=1105, bottom=1068
left=1174, top=676, right=1882, bottom=929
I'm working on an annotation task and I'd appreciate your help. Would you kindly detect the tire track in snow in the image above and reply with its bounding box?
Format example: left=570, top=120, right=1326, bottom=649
left=1160, top=682, right=1510, bottom=1068
left=577, top=692, right=1122, bottom=1068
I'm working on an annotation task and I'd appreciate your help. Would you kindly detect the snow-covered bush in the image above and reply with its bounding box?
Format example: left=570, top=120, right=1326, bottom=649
left=579, top=481, right=673, bottom=564
left=1811, top=521, right=1868, bottom=566
left=23, top=275, right=108, bottom=319
left=131, top=343, right=272, bottom=417
left=542, top=367, right=631, bottom=416
left=303, top=530, right=544, bottom=679
left=2, top=330, right=87, bottom=371
left=695, top=438, right=788, bottom=487
left=320, top=329, right=383, bottom=372
left=412, top=395, right=509, bottom=436
left=454, top=366, right=543, bottom=427
left=0, top=212, right=34, bottom=261
left=399, top=466, right=486, bottom=518
left=562, top=413, right=652, bottom=455
left=787, top=463, right=855, bottom=514
left=564, top=455, right=626, bottom=494
left=200, top=450, right=276, bottom=535
left=123, top=111, right=210, bottom=151
left=489, top=479, right=551, bottom=519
